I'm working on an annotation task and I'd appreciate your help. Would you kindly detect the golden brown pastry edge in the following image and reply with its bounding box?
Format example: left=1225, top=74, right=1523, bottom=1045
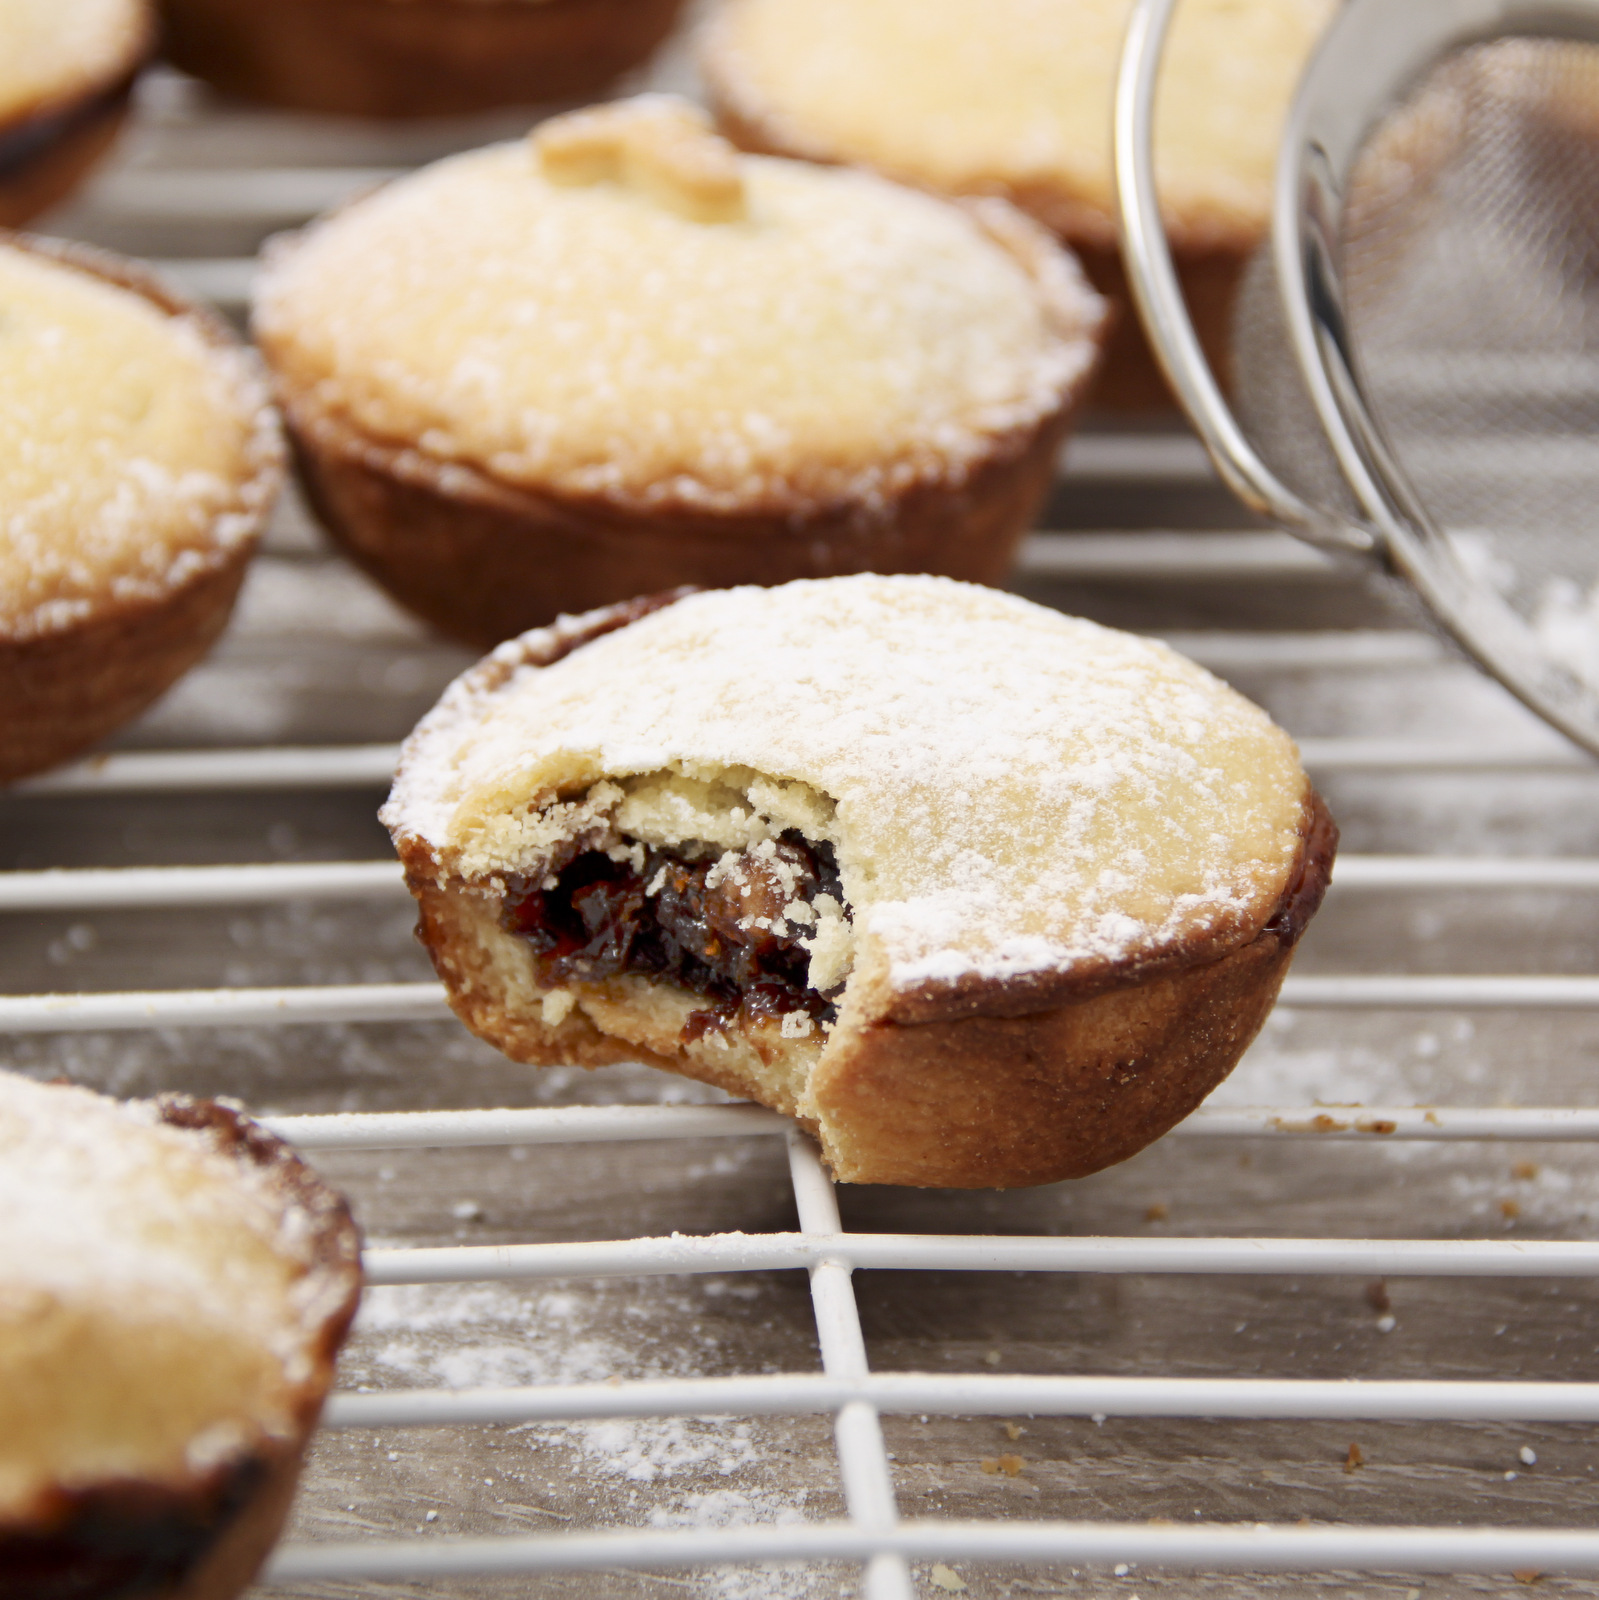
left=0, top=74, right=142, bottom=230
left=401, top=793, right=1330, bottom=1188
left=0, top=1094, right=362, bottom=1600
left=281, top=385, right=1086, bottom=648
left=159, top=0, right=687, bottom=119
left=0, top=232, right=285, bottom=782
left=0, top=0, right=152, bottom=226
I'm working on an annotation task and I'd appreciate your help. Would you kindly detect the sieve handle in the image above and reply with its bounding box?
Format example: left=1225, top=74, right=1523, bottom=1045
left=1112, top=0, right=1376, bottom=558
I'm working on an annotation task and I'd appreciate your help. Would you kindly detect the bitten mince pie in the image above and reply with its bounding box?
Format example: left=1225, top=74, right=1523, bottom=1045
left=0, top=1070, right=361, bottom=1600
left=700, top=0, right=1334, bottom=408
left=157, top=0, right=687, bottom=119
left=0, top=236, right=282, bottom=782
left=253, top=96, right=1105, bottom=648
left=384, top=576, right=1336, bottom=1189
left=0, top=0, right=152, bottom=227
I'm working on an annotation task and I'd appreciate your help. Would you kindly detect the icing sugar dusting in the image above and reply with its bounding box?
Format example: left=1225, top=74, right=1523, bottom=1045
left=1535, top=575, right=1599, bottom=687
left=254, top=137, right=1101, bottom=514
left=386, top=575, right=1307, bottom=992
left=353, top=1280, right=828, bottom=1598
left=0, top=1073, right=317, bottom=1363
left=0, top=245, right=274, bottom=638
left=704, top=0, right=1335, bottom=246
left=0, top=0, right=144, bottom=116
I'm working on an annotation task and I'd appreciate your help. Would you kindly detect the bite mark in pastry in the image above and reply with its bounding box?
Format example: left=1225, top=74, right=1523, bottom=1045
left=0, top=1071, right=361, bottom=1600
left=384, top=576, right=1336, bottom=1188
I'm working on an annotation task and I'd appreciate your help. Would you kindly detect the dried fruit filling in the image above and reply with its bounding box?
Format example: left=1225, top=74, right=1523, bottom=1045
left=502, top=833, right=847, bottom=1026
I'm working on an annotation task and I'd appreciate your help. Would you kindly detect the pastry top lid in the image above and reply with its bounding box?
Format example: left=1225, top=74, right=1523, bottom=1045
left=386, top=576, right=1310, bottom=1006
left=0, top=0, right=148, bottom=121
left=702, top=0, right=1335, bottom=249
left=253, top=97, right=1103, bottom=517
left=0, top=241, right=276, bottom=641
left=0, top=1072, right=355, bottom=1517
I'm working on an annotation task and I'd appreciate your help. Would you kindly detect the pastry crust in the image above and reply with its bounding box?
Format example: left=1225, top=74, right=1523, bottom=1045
left=258, top=115, right=1103, bottom=646
left=283, top=361, right=1087, bottom=648
left=406, top=796, right=1329, bottom=1186
left=0, top=1083, right=362, bottom=1600
left=0, top=74, right=138, bottom=229
left=711, top=90, right=1233, bottom=411
left=1065, top=243, right=1244, bottom=411
left=0, top=0, right=151, bottom=226
left=701, top=0, right=1333, bottom=409
left=714, top=94, right=1237, bottom=412
left=385, top=580, right=1336, bottom=1187
left=0, top=234, right=283, bottom=782
left=158, top=0, right=687, bottom=119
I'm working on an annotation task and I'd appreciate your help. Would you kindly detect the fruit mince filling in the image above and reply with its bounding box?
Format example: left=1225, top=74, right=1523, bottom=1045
left=501, top=832, right=847, bottom=1027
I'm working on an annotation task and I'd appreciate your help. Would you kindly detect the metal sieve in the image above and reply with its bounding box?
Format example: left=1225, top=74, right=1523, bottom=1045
left=1116, top=0, right=1599, bottom=756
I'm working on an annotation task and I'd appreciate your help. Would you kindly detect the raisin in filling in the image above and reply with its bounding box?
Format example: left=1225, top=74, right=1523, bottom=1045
left=502, top=832, right=847, bottom=1028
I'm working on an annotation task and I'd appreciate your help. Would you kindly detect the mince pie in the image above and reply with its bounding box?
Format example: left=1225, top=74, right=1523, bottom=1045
left=0, top=1071, right=361, bottom=1600
left=0, top=0, right=152, bottom=226
left=701, top=0, right=1334, bottom=408
left=254, top=97, right=1105, bottom=647
left=383, top=576, right=1335, bottom=1188
left=157, top=0, right=686, bottom=118
left=0, top=235, right=282, bottom=781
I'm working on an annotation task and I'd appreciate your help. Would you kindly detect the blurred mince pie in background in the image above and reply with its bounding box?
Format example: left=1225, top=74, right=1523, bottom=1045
left=0, top=1070, right=362, bottom=1600
left=701, top=0, right=1335, bottom=409
left=0, top=0, right=153, bottom=226
left=156, top=0, right=689, bottom=118
left=0, top=235, right=283, bottom=782
left=253, top=96, right=1106, bottom=648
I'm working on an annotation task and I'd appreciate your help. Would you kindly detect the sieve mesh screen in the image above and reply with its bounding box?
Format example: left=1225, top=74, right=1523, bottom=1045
left=1238, top=37, right=1599, bottom=684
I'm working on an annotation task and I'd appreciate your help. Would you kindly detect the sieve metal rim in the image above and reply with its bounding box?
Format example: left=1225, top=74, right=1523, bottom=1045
left=1115, top=0, right=1599, bottom=759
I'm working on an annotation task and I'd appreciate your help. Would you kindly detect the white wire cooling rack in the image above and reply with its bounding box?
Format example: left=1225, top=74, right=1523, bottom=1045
left=11, top=46, right=1599, bottom=1600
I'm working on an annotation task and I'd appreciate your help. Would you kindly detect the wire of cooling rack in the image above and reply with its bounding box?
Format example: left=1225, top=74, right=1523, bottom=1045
left=10, top=972, right=1599, bottom=1033
left=12, top=655, right=1599, bottom=1586
left=11, top=58, right=1599, bottom=1597
left=13, top=729, right=1592, bottom=798
left=13, top=849, right=1599, bottom=911
left=260, top=1093, right=1599, bottom=1582
left=233, top=1095, right=1599, bottom=1582
left=8, top=965, right=1599, bottom=1586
